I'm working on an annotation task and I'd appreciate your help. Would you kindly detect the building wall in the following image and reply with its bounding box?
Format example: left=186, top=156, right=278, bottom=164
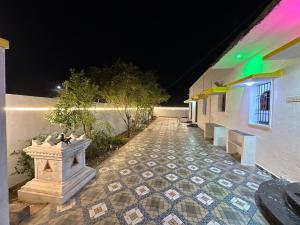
left=153, top=107, right=189, bottom=118
left=190, top=59, right=300, bottom=182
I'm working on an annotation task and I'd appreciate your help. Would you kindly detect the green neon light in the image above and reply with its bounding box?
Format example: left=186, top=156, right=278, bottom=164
left=242, top=55, right=263, bottom=77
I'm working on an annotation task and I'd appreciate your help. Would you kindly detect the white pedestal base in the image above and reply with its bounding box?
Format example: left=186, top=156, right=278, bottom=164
left=18, top=166, right=95, bottom=204
left=213, top=127, right=228, bottom=147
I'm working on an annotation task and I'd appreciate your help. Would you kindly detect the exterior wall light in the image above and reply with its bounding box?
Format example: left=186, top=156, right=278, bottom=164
left=244, top=82, right=256, bottom=86
left=236, top=54, right=243, bottom=59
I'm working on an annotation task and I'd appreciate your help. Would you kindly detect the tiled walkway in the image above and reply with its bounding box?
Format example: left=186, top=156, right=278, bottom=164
left=23, top=118, right=271, bottom=225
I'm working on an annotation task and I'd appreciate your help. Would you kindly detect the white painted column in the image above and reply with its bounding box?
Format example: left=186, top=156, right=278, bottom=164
left=0, top=45, right=9, bottom=224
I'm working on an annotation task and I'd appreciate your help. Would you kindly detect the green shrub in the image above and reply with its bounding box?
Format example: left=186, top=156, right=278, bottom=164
left=13, top=134, right=51, bottom=179
left=14, top=151, right=35, bottom=179
left=86, top=121, right=125, bottom=160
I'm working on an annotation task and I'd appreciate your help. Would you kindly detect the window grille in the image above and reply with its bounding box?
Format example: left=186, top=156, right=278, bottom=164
left=256, top=82, right=271, bottom=125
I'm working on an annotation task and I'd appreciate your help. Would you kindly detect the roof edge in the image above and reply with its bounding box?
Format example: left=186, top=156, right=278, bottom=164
left=212, top=0, right=280, bottom=67
left=0, top=37, right=9, bottom=49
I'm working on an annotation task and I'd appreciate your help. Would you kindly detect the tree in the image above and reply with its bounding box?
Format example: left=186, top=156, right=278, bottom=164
left=101, top=63, right=144, bottom=137
left=47, top=70, right=99, bottom=137
left=88, top=61, right=169, bottom=137
left=138, top=72, right=170, bottom=123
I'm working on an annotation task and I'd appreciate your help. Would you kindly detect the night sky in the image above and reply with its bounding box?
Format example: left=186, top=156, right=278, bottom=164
left=0, top=1, right=273, bottom=105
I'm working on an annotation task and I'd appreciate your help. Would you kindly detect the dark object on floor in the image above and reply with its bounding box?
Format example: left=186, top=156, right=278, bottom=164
left=255, top=180, right=300, bottom=225
left=59, top=133, right=71, bottom=144
left=285, top=183, right=300, bottom=215
left=187, top=123, right=198, bottom=127
left=9, top=203, right=30, bottom=225
left=184, top=120, right=192, bottom=123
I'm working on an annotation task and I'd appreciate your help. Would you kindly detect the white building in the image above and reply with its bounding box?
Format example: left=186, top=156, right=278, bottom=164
left=187, top=0, right=300, bottom=182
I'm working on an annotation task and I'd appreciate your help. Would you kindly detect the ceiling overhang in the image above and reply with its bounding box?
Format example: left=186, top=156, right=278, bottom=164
left=263, top=36, right=300, bottom=60
left=225, top=70, right=283, bottom=87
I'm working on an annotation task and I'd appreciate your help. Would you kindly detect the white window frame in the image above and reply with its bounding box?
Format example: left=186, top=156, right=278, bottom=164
left=248, top=80, right=273, bottom=129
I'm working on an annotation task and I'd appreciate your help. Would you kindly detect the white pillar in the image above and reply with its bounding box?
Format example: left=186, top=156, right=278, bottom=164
left=0, top=39, right=9, bottom=225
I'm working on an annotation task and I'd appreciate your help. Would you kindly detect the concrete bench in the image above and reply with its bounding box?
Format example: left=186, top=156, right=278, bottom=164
left=227, top=129, right=256, bottom=166
left=204, top=123, right=222, bottom=139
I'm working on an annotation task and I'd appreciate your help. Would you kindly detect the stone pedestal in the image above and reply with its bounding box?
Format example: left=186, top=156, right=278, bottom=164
left=213, top=126, right=228, bottom=147
left=18, top=134, right=96, bottom=204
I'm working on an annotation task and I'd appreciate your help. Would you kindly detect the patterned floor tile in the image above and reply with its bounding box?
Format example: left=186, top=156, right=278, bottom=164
left=252, top=209, right=270, bottom=225
left=165, top=173, right=179, bottom=182
left=131, top=163, right=148, bottom=173
left=230, top=197, right=251, bottom=212
left=108, top=182, right=123, bottom=192
left=207, top=220, right=221, bottom=225
left=110, top=190, right=136, bottom=211
left=147, top=177, right=170, bottom=191
left=202, top=182, right=230, bottom=200
left=166, top=163, right=177, bottom=169
left=146, top=161, right=157, bottom=167
left=175, top=179, right=198, bottom=195
left=124, top=208, right=144, bottom=225
left=223, top=172, right=244, bottom=184
left=175, top=198, right=208, bottom=224
left=164, top=189, right=181, bottom=201
left=198, top=169, right=219, bottom=181
left=48, top=208, right=84, bottom=225
left=23, top=118, right=271, bottom=225
left=142, top=171, right=154, bottom=179
left=190, top=176, right=205, bottom=185
left=88, top=202, right=108, bottom=219
left=196, top=192, right=215, bottom=206
left=93, top=213, right=120, bottom=225
left=152, top=166, right=170, bottom=175
left=122, top=174, right=144, bottom=188
left=120, top=169, right=132, bottom=176
left=217, top=179, right=233, bottom=189
left=161, top=213, right=183, bottom=225
left=235, top=185, right=256, bottom=203
left=212, top=202, right=250, bottom=225
left=142, top=194, right=171, bottom=218
left=56, top=198, right=76, bottom=213
left=135, top=185, right=151, bottom=196
left=174, top=167, right=192, bottom=178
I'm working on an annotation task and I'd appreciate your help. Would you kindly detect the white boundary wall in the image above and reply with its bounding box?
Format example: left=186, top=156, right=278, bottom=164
left=6, top=95, right=184, bottom=187
left=6, top=94, right=130, bottom=187
left=153, top=107, right=189, bottom=118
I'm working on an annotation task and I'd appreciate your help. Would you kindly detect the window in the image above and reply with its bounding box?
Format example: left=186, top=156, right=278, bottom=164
left=249, top=81, right=272, bottom=126
left=189, top=103, right=192, bottom=120
left=203, top=98, right=207, bottom=115
left=218, top=94, right=226, bottom=112
left=195, top=101, right=198, bottom=122
left=256, top=82, right=271, bottom=125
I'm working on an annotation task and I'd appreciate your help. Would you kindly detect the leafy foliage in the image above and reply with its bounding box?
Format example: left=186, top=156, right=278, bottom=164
left=13, top=134, right=49, bottom=179
left=88, top=61, right=169, bottom=137
left=86, top=121, right=125, bottom=160
left=14, top=151, right=34, bottom=179
left=47, top=70, right=99, bottom=137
